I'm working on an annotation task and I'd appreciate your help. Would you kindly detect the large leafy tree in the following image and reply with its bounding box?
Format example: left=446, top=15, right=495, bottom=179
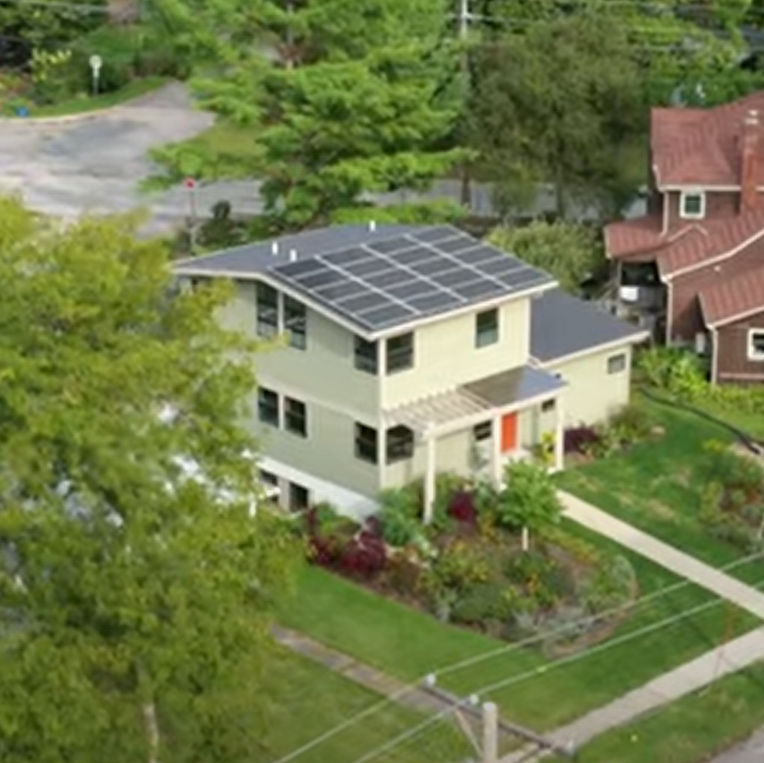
left=0, top=196, right=298, bottom=763
left=150, top=0, right=464, bottom=230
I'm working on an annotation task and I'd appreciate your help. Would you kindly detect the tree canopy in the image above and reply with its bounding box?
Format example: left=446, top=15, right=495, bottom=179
left=0, top=196, right=298, bottom=763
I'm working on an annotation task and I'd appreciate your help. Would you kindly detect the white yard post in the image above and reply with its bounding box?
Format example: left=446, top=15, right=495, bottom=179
left=491, top=415, right=503, bottom=487
left=553, top=395, right=565, bottom=473
left=423, top=423, right=437, bottom=525
left=482, top=702, right=499, bottom=763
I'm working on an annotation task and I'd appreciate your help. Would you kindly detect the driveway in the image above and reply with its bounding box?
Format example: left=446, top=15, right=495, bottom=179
left=0, top=82, right=261, bottom=235
left=711, top=728, right=764, bottom=763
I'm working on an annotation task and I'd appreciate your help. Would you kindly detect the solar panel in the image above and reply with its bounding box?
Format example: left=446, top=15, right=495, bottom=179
left=385, top=280, right=439, bottom=300
left=312, top=280, right=369, bottom=302
left=336, top=292, right=391, bottom=314
left=496, top=269, right=548, bottom=289
left=410, top=226, right=459, bottom=244
left=435, top=236, right=481, bottom=254
left=365, top=237, right=416, bottom=255
left=462, top=245, right=507, bottom=265
left=365, top=268, right=417, bottom=289
left=293, top=267, right=347, bottom=290
left=322, top=246, right=369, bottom=268
left=406, top=291, right=463, bottom=313
left=428, top=268, right=472, bottom=288
left=388, top=247, right=442, bottom=268
left=276, top=258, right=326, bottom=278
left=477, top=257, right=526, bottom=277
left=452, top=278, right=508, bottom=300
left=358, top=302, right=418, bottom=328
left=342, top=256, right=389, bottom=278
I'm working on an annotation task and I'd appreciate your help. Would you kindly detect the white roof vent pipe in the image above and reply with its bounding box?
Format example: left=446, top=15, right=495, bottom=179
left=271, top=241, right=279, bottom=255
left=289, top=249, right=298, bottom=262
left=368, top=220, right=377, bottom=232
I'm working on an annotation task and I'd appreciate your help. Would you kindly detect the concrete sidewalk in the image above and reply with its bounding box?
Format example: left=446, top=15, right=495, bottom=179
left=559, top=491, right=764, bottom=619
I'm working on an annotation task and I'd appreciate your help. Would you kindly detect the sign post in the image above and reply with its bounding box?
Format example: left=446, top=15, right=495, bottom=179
left=185, top=177, right=199, bottom=253
left=89, top=55, right=102, bottom=97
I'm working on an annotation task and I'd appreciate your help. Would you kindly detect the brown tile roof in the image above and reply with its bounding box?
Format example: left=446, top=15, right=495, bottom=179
left=652, top=91, right=764, bottom=187
left=699, top=265, right=764, bottom=327
left=605, top=209, right=764, bottom=277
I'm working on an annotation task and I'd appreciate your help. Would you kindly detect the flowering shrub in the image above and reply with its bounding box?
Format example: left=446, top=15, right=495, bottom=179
left=564, top=426, right=600, bottom=454
left=448, top=490, right=478, bottom=527
left=339, top=529, right=387, bottom=579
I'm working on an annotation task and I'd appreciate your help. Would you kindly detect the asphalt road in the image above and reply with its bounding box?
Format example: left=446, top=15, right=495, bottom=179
left=710, top=728, right=764, bottom=763
left=0, top=82, right=261, bottom=235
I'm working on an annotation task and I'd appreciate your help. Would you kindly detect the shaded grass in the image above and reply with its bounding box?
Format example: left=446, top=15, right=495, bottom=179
left=180, top=120, right=265, bottom=176
left=260, top=649, right=469, bottom=763
left=556, top=396, right=764, bottom=586
left=1, top=77, right=168, bottom=118
left=580, top=662, right=764, bottom=763
left=280, top=528, right=760, bottom=733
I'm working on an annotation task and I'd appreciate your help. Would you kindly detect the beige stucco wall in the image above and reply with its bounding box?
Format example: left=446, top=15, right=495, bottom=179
left=380, top=297, right=531, bottom=408
left=215, top=280, right=380, bottom=418
left=543, top=345, right=633, bottom=427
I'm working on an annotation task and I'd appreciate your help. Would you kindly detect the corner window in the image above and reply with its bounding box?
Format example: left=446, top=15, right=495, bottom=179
left=284, top=397, right=307, bottom=437
left=607, top=354, right=627, bottom=375
left=541, top=399, right=556, bottom=413
left=476, top=308, right=499, bottom=348
left=256, top=283, right=279, bottom=338
left=748, top=330, right=764, bottom=361
left=284, top=296, right=307, bottom=350
left=257, top=387, right=280, bottom=426
left=288, top=482, right=310, bottom=512
left=386, top=333, right=414, bottom=374
left=386, top=425, right=414, bottom=463
left=354, top=336, right=378, bottom=374
left=355, top=423, right=378, bottom=464
left=679, top=191, right=705, bottom=219
left=473, top=421, right=492, bottom=441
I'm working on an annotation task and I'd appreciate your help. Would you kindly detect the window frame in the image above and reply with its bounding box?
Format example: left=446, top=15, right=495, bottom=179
left=386, top=332, right=414, bottom=374
left=747, top=330, right=764, bottom=361
left=541, top=399, right=556, bottom=413
left=607, top=353, right=627, bottom=375
left=385, top=425, right=414, bottom=464
left=679, top=190, right=705, bottom=220
left=288, top=482, right=310, bottom=513
left=284, top=396, right=308, bottom=437
left=284, top=295, right=307, bottom=350
left=475, top=308, right=499, bottom=348
left=473, top=421, right=492, bottom=441
left=355, top=423, right=379, bottom=464
left=256, top=282, right=280, bottom=338
left=259, top=469, right=278, bottom=486
left=257, top=387, right=280, bottom=426
left=354, top=336, right=378, bottom=375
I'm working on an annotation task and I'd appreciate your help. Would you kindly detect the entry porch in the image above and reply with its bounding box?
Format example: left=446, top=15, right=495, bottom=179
left=383, top=365, right=567, bottom=523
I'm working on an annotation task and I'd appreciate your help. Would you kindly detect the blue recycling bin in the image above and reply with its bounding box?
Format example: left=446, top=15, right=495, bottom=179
left=16, top=106, right=28, bottom=118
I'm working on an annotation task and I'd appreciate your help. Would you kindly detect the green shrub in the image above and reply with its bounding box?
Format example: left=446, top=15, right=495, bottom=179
left=451, top=582, right=514, bottom=627
left=636, top=346, right=707, bottom=398
left=421, top=540, right=491, bottom=612
left=608, top=402, right=654, bottom=444
left=505, top=550, right=566, bottom=610
left=384, top=551, right=423, bottom=595
left=378, top=487, right=421, bottom=547
left=581, top=555, right=636, bottom=613
left=497, top=461, right=562, bottom=534
left=702, top=441, right=763, bottom=496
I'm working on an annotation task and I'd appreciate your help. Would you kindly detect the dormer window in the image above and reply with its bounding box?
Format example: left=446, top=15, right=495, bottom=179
left=680, top=191, right=705, bottom=219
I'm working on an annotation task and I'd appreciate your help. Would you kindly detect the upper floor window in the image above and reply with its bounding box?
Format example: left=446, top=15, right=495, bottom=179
left=748, top=330, right=764, bottom=361
left=257, top=387, right=280, bottom=426
left=476, top=308, right=499, bottom=348
left=607, top=354, right=627, bottom=375
left=256, top=283, right=279, bottom=338
left=354, top=336, right=378, bottom=374
left=284, top=296, right=307, bottom=350
left=386, top=425, right=414, bottom=463
left=284, top=396, right=308, bottom=437
left=355, top=423, right=378, bottom=464
left=473, top=421, right=492, bottom=441
left=679, top=191, right=705, bottom=220
left=386, top=332, right=414, bottom=374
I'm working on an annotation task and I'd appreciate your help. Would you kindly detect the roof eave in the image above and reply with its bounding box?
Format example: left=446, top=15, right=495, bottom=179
left=533, top=331, right=651, bottom=368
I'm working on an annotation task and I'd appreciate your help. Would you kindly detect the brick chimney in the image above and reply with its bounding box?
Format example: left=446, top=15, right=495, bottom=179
left=741, top=109, right=761, bottom=213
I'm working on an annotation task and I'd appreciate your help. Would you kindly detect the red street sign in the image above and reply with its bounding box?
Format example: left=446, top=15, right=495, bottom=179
left=185, top=177, right=196, bottom=189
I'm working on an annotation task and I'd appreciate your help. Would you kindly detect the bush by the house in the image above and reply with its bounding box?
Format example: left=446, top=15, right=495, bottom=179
left=496, top=461, right=562, bottom=536
left=378, top=486, right=422, bottom=547
left=448, top=489, right=478, bottom=527
left=564, top=425, right=601, bottom=454
left=451, top=581, right=515, bottom=633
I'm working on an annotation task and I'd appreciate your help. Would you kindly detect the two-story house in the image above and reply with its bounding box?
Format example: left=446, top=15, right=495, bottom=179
left=605, top=91, right=764, bottom=384
left=175, top=224, right=646, bottom=518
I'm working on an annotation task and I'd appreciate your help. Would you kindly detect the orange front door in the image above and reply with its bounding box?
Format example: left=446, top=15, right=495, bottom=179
left=500, top=412, right=518, bottom=453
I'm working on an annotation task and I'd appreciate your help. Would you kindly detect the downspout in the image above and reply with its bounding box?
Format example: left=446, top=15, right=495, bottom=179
left=661, top=190, right=669, bottom=236
left=663, top=275, right=673, bottom=345
left=710, top=325, right=719, bottom=385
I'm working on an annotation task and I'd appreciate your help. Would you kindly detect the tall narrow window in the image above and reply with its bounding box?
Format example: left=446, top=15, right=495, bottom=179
left=475, top=308, right=499, bottom=347
left=284, top=296, right=307, bottom=350
left=386, top=333, right=414, bottom=374
left=257, top=387, right=280, bottom=426
left=284, top=397, right=308, bottom=437
left=354, top=336, right=378, bottom=374
left=355, top=423, right=378, bottom=464
left=386, top=426, right=414, bottom=463
left=256, top=283, right=279, bottom=338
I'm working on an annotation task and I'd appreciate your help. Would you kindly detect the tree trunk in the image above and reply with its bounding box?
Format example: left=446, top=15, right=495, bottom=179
left=142, top=700, right=161, bottom=763
left=521, top=526, right=529, bottom=552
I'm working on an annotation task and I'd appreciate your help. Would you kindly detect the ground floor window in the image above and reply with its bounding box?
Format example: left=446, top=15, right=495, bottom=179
left=748, top=330, right=764, bottom=361
left=288, top=482, right=310, bottom=512
left=607, top=354, right=627, bottom=374
left=355, top=423, right=378, bottom=464
left=473, top=421, right=492, bottom=441
left=386, top=425, right=414, bottom=463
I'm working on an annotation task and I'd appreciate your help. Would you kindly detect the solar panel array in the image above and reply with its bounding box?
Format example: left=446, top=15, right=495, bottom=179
left=267, top=225, right=553, bottom=331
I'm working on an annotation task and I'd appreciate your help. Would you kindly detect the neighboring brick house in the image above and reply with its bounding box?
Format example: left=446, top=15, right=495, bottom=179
left=605, top=91, right=764, bottom=384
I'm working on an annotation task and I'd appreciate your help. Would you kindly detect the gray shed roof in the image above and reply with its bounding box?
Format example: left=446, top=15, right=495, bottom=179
left=530, top=289, right=648, bottom=363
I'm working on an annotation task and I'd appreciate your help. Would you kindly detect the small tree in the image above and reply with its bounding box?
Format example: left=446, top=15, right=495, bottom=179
left=497, top=461, right=562, bottom=551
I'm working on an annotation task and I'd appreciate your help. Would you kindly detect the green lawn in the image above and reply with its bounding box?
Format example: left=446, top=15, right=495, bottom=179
left=279, top=543, right=760, bottom=733
left=556, top=396, right=764, bottom=586
left=580, top=662, right=764, bottom=763
left=1, top=77, right=168, bottom=118
left=259, top=650, right=469, bottom=763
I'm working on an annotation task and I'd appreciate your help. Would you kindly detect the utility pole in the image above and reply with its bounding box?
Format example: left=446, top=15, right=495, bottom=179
left=458, top=0, right=472, bottom=207
left=482, top=702, right=499, bottom=763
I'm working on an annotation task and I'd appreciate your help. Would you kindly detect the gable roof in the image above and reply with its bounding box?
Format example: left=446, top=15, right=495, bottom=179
left=530, top=289, right=648, bottom=364
left=175, top=225, right=555, bottom=337
left=652, top=91, right=764, bottom=187
left=699, top=265, right=764, bottom=327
